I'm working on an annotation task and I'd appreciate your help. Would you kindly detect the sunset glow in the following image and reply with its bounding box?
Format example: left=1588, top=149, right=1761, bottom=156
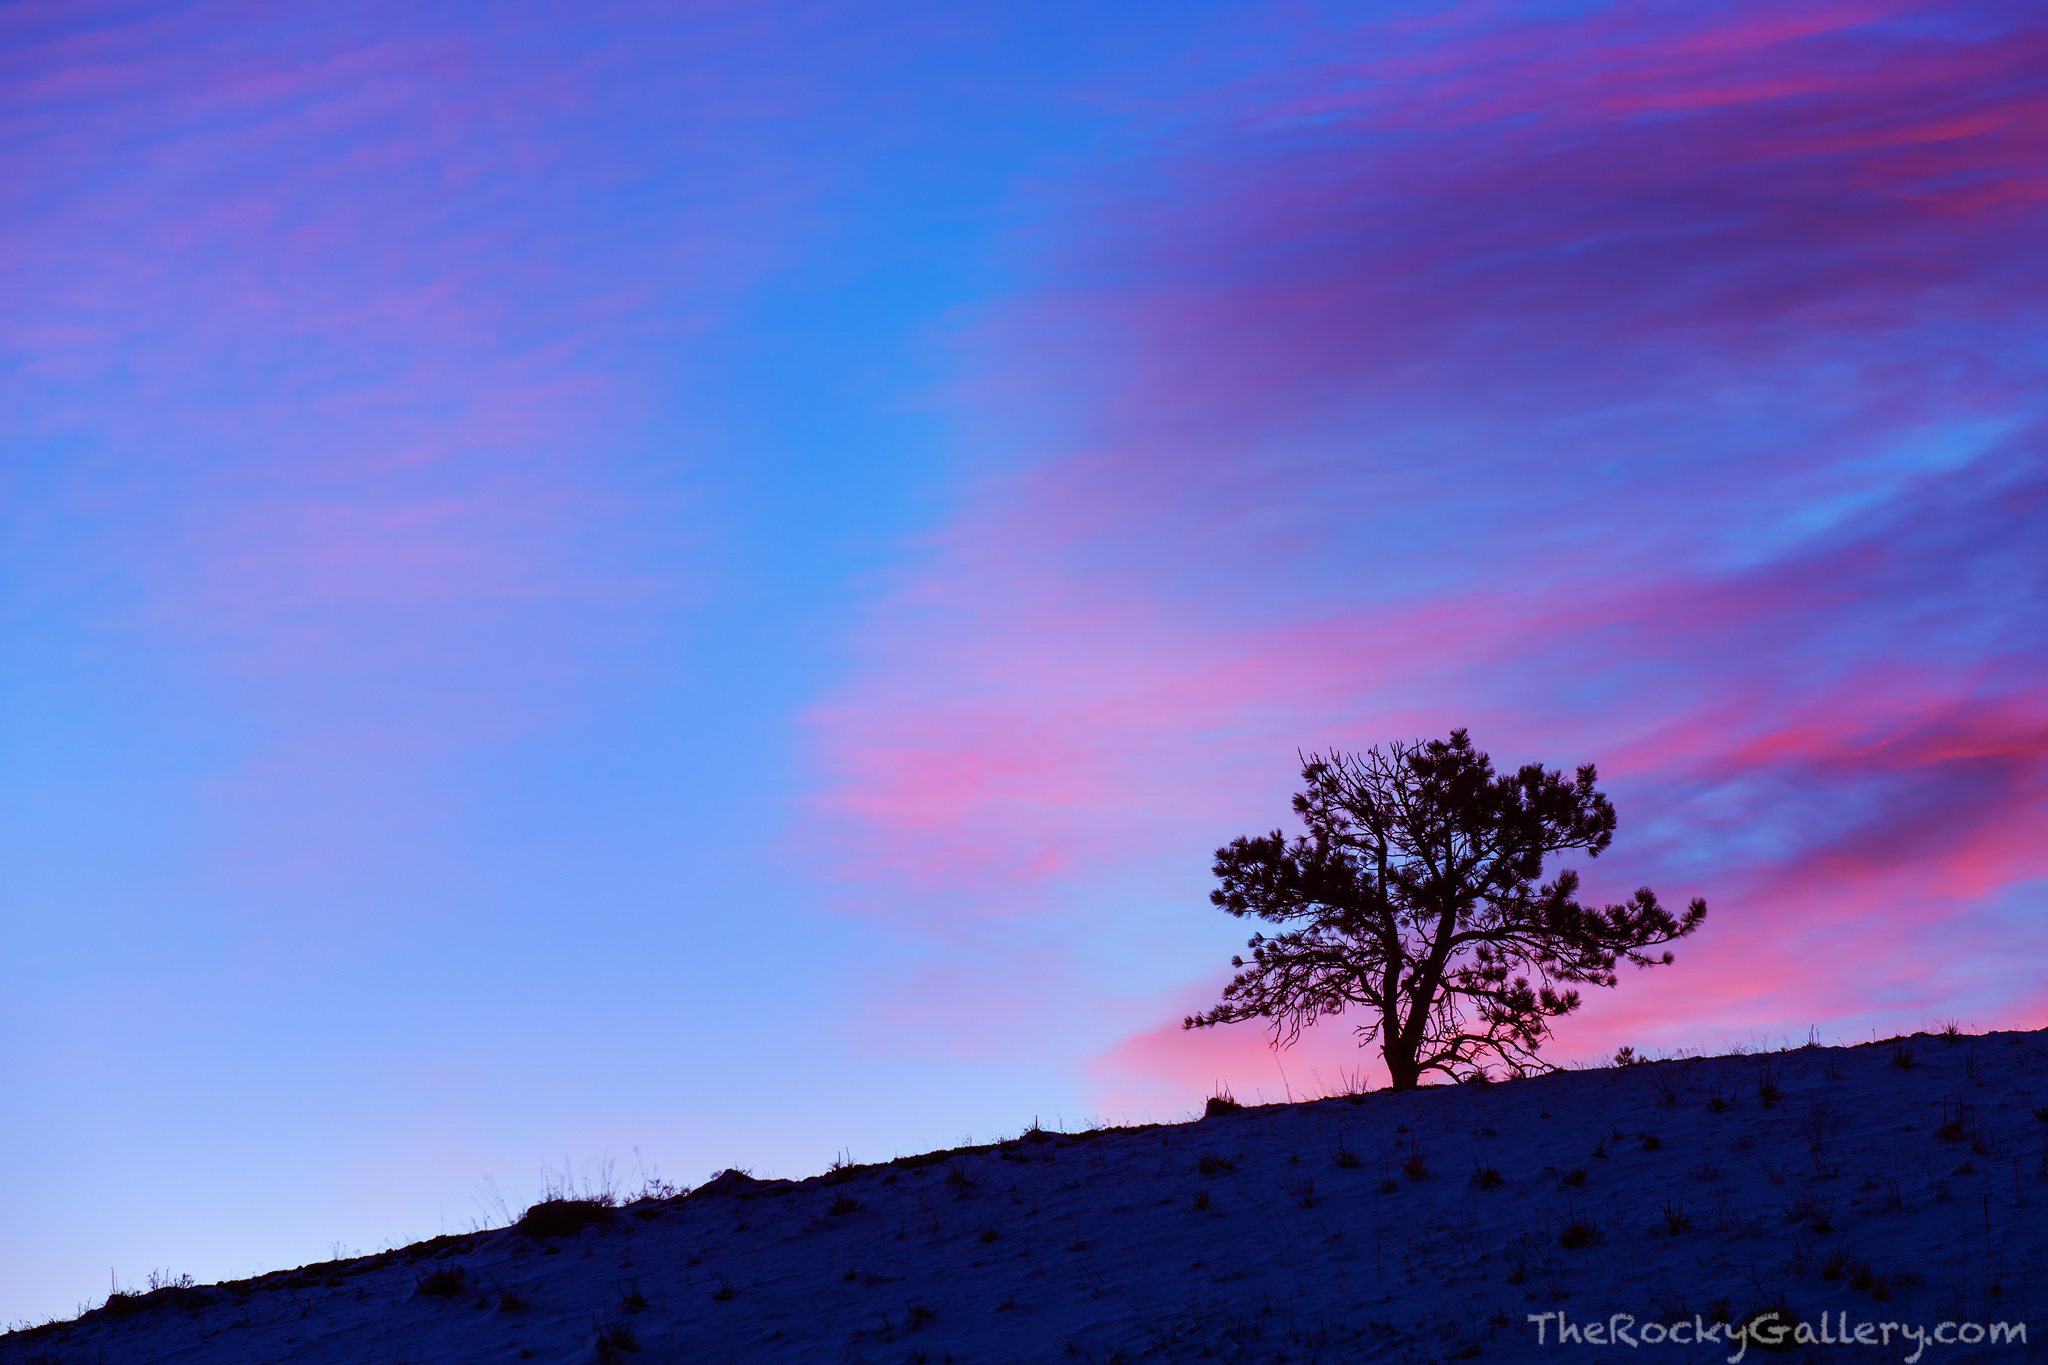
left=3, top=0, right=2042, bottom=1325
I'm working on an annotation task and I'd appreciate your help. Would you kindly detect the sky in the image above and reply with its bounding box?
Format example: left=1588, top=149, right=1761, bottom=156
left=3, top=0, right=2044, bottom=1327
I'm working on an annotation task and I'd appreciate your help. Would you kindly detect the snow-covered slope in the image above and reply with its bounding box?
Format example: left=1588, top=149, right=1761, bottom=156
left=6, top=1030, right=2045, bottom=1364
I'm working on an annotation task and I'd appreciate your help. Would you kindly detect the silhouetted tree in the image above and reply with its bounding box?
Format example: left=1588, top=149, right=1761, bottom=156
left=1185, top=730, right=1705, bottom=1090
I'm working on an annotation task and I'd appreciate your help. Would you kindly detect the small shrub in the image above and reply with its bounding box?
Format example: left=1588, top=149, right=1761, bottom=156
left=1331, top=1136, right=1361, bottom=1169
left=1195, top=1153, right=1235, bottom=1175
left=906, top=1302, right=937, bottom=1329
left=1640, top=1133, right=1663, bottom=1151
left=828, top=1193, right=861, bottom=1216
left=1401, top=1144, right=1429, bottom=1179
left=414, top=1265, right=467, bottom=1299
left=1204, top=1091, right=1243, bottom=1117
left=1190, top=1190, right=1211, bottom=1211
left=1892, top=1043, right=1917, bottom=1070
left=1936, top=1101, right=1968, bottom=1142
left=977, top=1226, right=998, bottom=1243
left=1756, top=1061, right=1783, bottom=1105
left=1558, top=1214, right=1602, bottom=1249
left=1939, top=1020, right=1962, bottom=1042
left=1784, top=1191, right=1834, bottom=1232
left=595, top=1316, right=640, bottom=1360
left=516, top=1198, right=617, bottom=1242
left=1658, top=1197, right=1691, bottom=1233
left=1614, top=1045, right=1640, bottom=1067
left=1653, top=1069, right=1682, bottom=1105
left=1470, top=1162, right=1503, bottom=1190
left=1706, top=1086, right=1730, bottom=1113
left=1505, top=1261, right=1527, bottom=1285
left=711, top=1278, right=735, bottom=1301
left=2032, top=1105, right=2048, bottom=1123
left=1590, top=1136, right=1608, bottom=1159
left=637, top=1173, right=684, bottom=1200
left=618, top=1285, right=647, bottom=1314
left=1558, top=1166, right=1588, bottom=1188
left=944, top=1162, right=975, bottom=1196
left=1288, top=1176, right=1317, bottom=1208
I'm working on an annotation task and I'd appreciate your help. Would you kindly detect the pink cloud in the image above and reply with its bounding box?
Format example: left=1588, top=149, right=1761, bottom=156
left=807, top=0, right=2048, bottom=1106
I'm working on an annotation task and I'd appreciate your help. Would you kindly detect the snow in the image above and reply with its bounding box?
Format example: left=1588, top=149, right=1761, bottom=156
left=6, top=1029, right=2045, bottom=1363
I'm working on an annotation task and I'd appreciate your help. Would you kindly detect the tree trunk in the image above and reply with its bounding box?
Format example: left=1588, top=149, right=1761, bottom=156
left=1383, top=1043, right=1421, bottom=1092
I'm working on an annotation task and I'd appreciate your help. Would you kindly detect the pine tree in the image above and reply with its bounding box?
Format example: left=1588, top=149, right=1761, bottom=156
left=1185, top=730, right=1706, bottom=1090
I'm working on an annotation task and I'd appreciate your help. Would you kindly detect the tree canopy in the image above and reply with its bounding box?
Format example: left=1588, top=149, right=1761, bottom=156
left=1184, top=730, right=1706, bottom=1090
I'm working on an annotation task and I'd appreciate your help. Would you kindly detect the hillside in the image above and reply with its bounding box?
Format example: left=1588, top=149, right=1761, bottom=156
left=5, top=1029, right=2044, bottom=1364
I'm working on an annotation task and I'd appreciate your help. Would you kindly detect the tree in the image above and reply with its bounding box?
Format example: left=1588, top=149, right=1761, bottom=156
left=1184, top=730, right=1705, bottom=1090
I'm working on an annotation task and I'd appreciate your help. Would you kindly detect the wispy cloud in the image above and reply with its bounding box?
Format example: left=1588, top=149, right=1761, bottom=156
left=808, top=0, right=2048, bottom=1101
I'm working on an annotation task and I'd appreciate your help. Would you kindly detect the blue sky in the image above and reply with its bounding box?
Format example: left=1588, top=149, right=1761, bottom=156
left=5, top=0, right=2046, bottom=1325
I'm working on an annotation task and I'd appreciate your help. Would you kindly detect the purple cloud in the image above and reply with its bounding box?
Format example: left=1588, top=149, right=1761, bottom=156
left=809, top=0, right=2048, bottom=1093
